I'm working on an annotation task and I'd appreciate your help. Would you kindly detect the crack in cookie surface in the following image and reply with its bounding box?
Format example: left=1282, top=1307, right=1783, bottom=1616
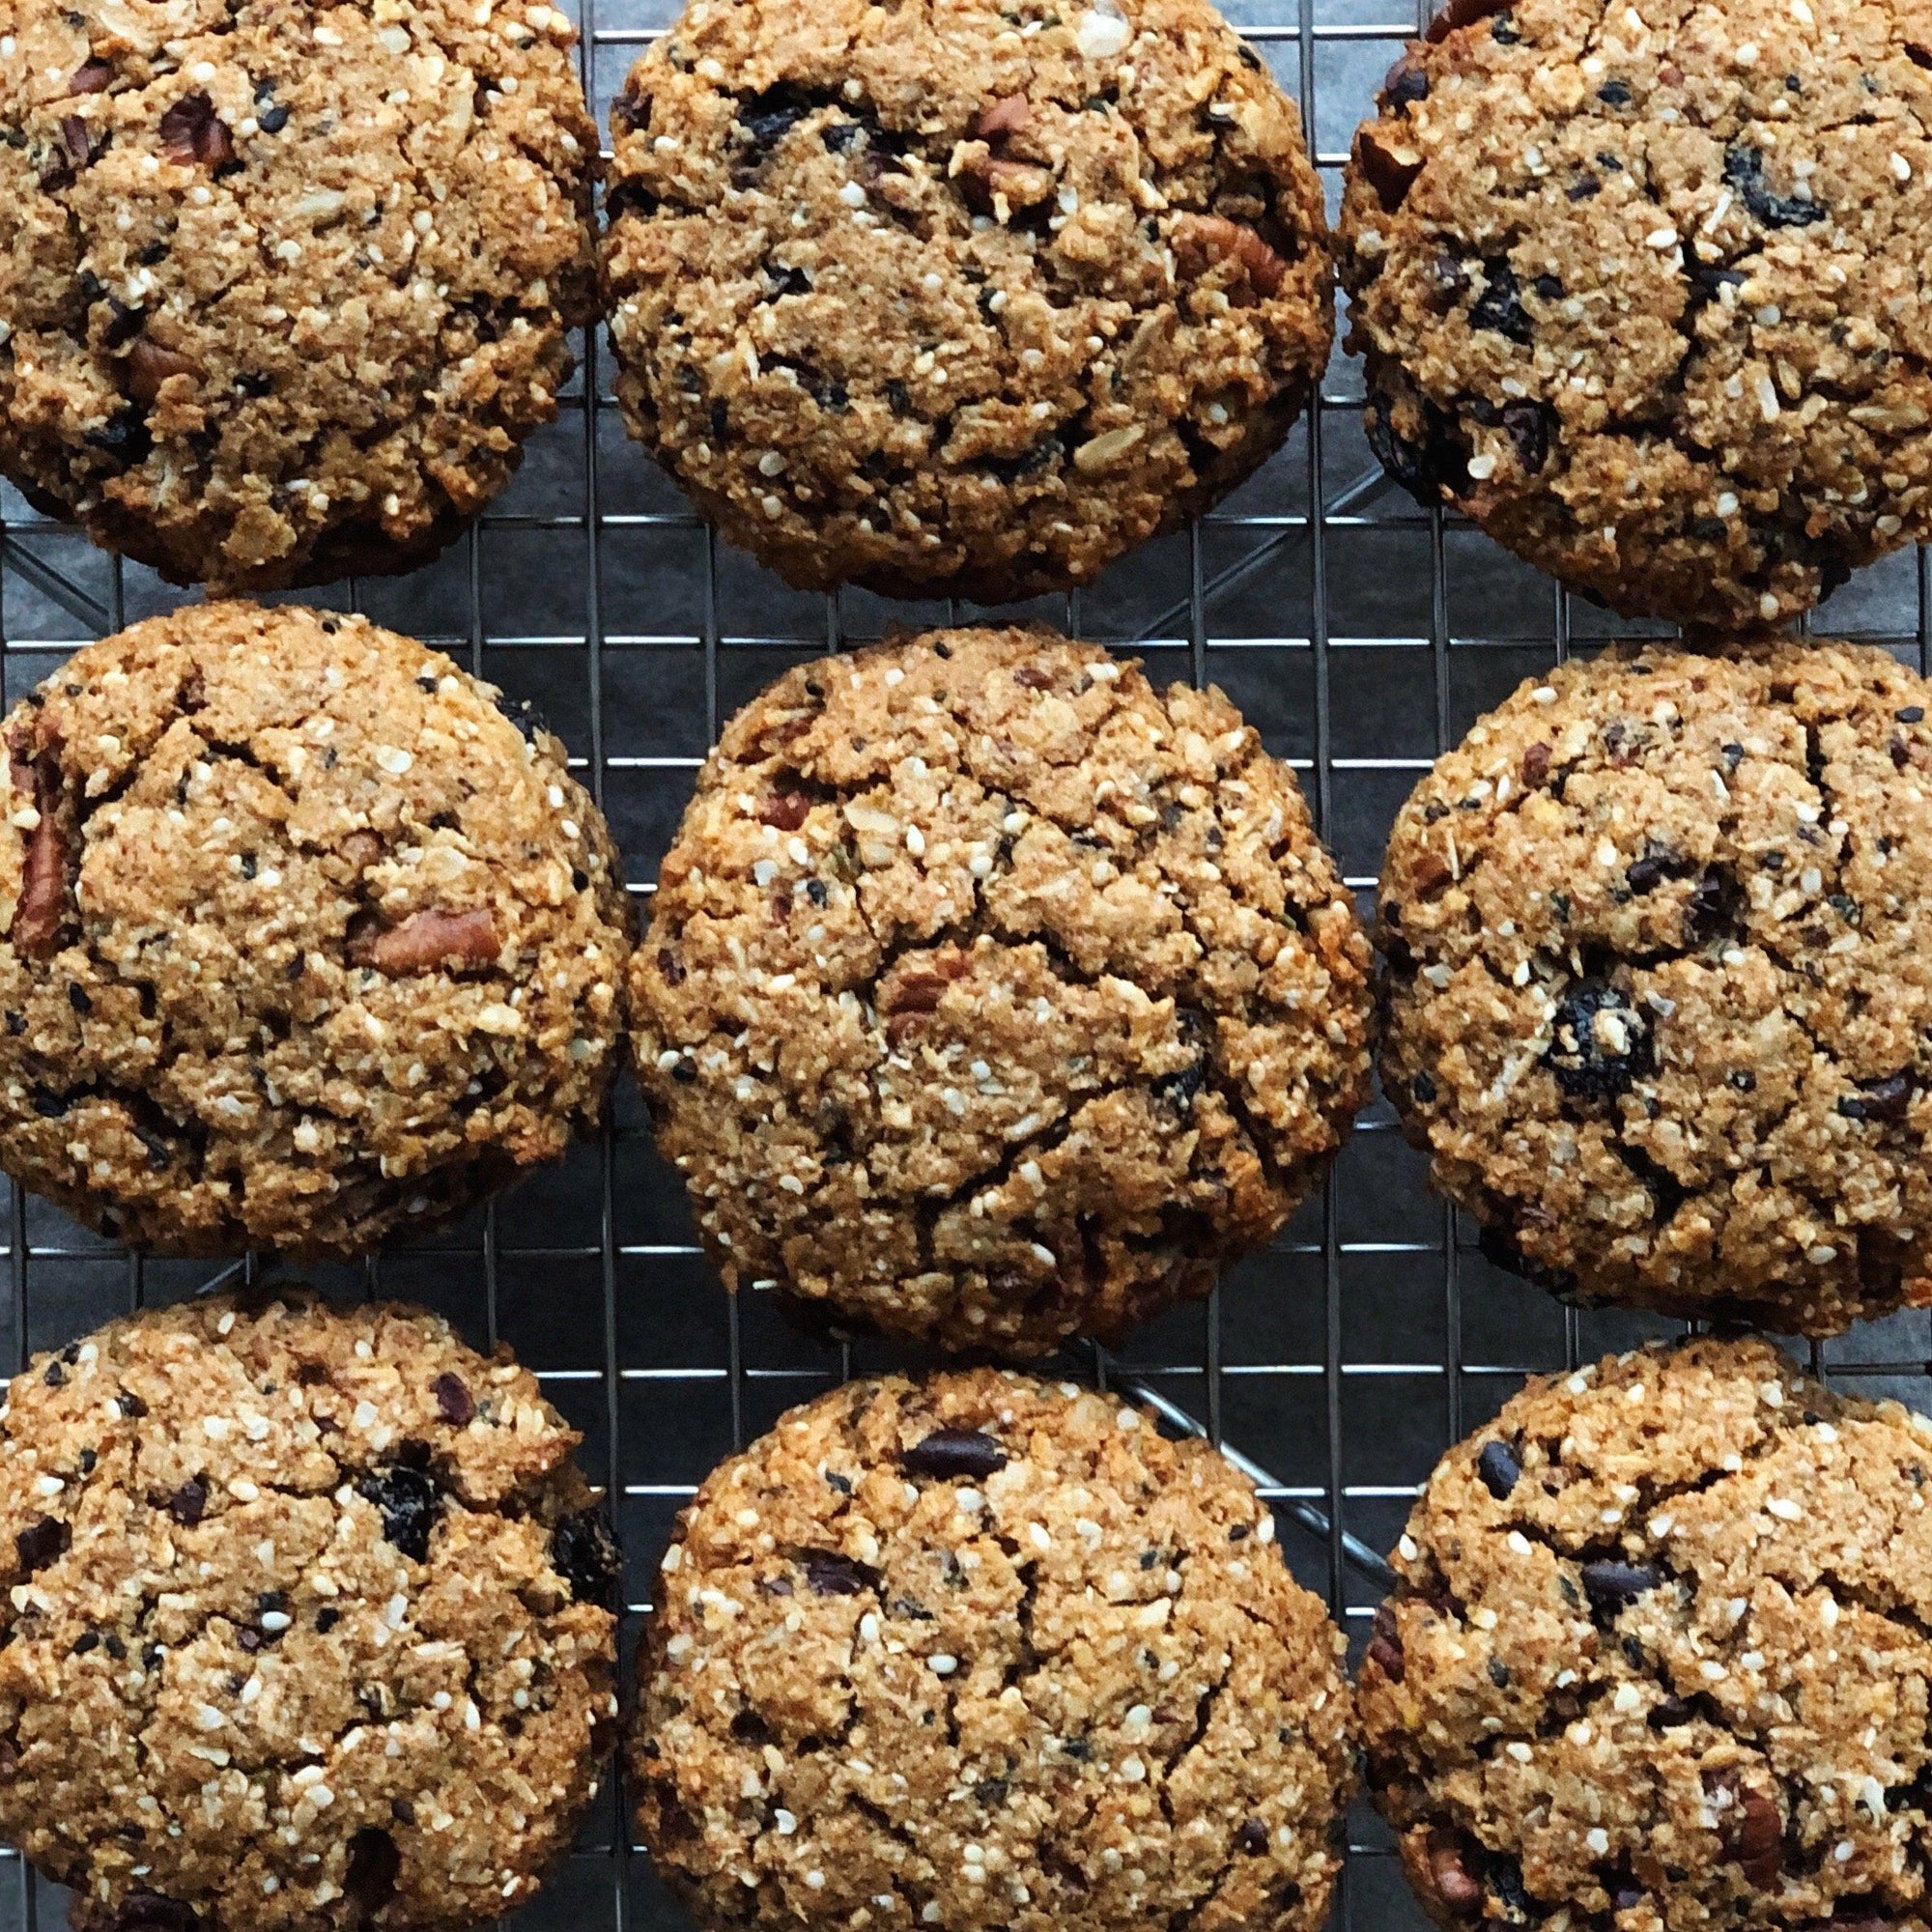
left=0, top=0, right=598, bottom=590
left=629, top=625, right=1373, bottom=1355
left=0, top=1290, right=620, bottom=1932
left=632, top=1371, right=1356, bottom=1932
left=1362, top=1337, right=1932, bottom=1931
left=600, top=0, right=1332, bottom=603
left=1338, top=0, right=1932, bottom=628
left=0, top=600, right=632, bottom=1258
left=1378, top=639, right=1932, bottom=1335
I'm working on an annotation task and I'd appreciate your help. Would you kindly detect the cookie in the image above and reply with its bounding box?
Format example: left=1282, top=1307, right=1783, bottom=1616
left=0, top=0, right=598, bottom=590
left=1360, top=1335, right=1932, bottom=1932
left=0, top=1289, right=621, bottom=1932
left=630, top=625, right=1373, bottom=1356
left=632, top=1370, right=1356, bottom=1932
left=0, top=599, right=632, bottom=1257
left=1378, top=639, right=1932, bottom=1335
left=601, top=0, right=1331, bottom=603
left=1338, top=0, right=1932, bottom=629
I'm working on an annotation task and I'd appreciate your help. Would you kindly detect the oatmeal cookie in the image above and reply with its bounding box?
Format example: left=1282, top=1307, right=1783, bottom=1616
left=0, top=0, right=598, bottom=590
left=0, top=600, right=631, bottom=1256
left=0, top=1288, right=621, bottom=1932
left=1339, top=0, right=1932, bottom=629
left=630, top=625, right=1373, bottom=1356
left=1361, top=1335, right=1932, bottom=1932
left=602, top=0, right=1331, bottom=603
left=1379, top=639, right=1932, bottom=1334
left=633, top=1370, right=1356, bottom=1932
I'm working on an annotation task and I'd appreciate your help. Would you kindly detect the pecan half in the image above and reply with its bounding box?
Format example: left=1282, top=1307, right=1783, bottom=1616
left=352, top=907, right=499, bottom=975
left=1172, top=213, right=1288, bottom=299
left=9, top=750, right=70, bottom=961
left=157, top=92, right=234, bottom=168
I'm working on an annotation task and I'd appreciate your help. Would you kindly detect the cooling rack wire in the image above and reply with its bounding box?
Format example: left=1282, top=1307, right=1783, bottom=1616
left=7, top=0, right=1932, bottom=1921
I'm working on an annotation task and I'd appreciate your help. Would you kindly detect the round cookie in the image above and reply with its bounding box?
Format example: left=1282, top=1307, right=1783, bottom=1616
left=0, top=1289, right=621, bottom=1932
left=0, top=0, right=598, bottom=590
left=1378, top=639, right=1932, bottom=1335
left=630, top=625, right=1373, bottom=1356
left=0, top=600, right=632, bottom=1256
left=1338, top=0, right=1932, bottom=629
left=633, top=1370, right=1356, bottom=1932
left=1361, top=1335, right=1932, bottom=1932
left=601, top=0, right=1331, bottom=603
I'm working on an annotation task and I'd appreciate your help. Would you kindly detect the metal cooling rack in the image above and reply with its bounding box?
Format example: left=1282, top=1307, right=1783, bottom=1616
left=9, top=0, right=1932, bottom=1921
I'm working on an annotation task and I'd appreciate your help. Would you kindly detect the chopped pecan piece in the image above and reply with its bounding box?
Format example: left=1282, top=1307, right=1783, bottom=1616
left=881, top=952, right=969, bottom=1042
left=352, top=907, right=499, bottom=974
left=125, top=335, right=196, bottom=406
left=9, top=750, right=70, bottom=961
left=970, top=93, right=1032, bottom=140
left=157, top=92, right=234, bottom=168
left=1354, top=126, right=1424, bottom=213
left=1172, top=213, right=1288, bottom=298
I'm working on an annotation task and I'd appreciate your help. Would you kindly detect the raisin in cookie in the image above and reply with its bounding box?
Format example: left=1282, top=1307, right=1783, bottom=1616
left=602, top=0, right=1330, bottom=603
left=1362, top=1336, right=1932, bottom=1931
left=633, top=1370, right=1355, bottom=1932
left=1339, top=0, right=1932, bottom=629
left=630, top=625, right=1373, bottom=1356
left=0, top=0, right=597, bottom=590
left=0, top=1289, right=620, bottom=1932
left=0, top=600, right=631, bottom=1256
left=1379, top=639, right=1932, bottom=1334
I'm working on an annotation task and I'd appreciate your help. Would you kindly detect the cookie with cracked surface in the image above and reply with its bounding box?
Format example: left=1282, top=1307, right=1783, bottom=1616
left=0, top=1288, right=620, bottom=1932
left=629, top=625, right=1373, bottom=1356
left=1361, top=1335, right=1932, bottom=1932
left=1338, top=0, right=1932, bottom=629
left=0, top=599, right=631, bottom=1257
left=601, top=0, right=1330, bottom=603
left=0, top=0, right=597, bottom=591
left=632, top=1370, right=1356, bottom=1932
left=1379, top=639, right=1932, bottom=1334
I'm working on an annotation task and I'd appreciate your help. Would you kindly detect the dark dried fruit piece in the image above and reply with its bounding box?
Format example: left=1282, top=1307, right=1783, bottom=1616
left=1468, top=260, right=1531, bottom=344
left=551, top=1507, right=621, bottom=1608
left=1625, top=838, right=1691, bottom=895
left=108, top=1894, right=199, bottom=1932
left=165, top=1475, right=208, bottom=1525
left=1354, top=125, right=1423, bottom=213
left=901, top=1427, right=1008, bottom=1480
left=802, top=1548, right=867, bottom=1595
left=157, top=92, right=235, bottom=168
left=1172, top=213, right=1288, bottom=298
left=1425, top=0, right=1512, bottom=40
left=1382, top=52, right=1430, bottom=105
left=15, top=1515, right=70, bottom=1574
left=736, top=86, right=811, bottom=155
left=1839, top=1070, right=1915, bottom=1123
left=431, top=1372, right=474, bottom=1425
left=1724, top=143, right=1826, bottom=228
left=1367, top=1602, right=1405, bottom=1681
left=1235, top=1819, right=1269, bottom=1854
left=1578, top=1559, right=1662, bottom=1615
left=356, top=1464, right=441, bottom=1562
left=1476, top=1439, right=1521, bottom=1498
left=1423, top=1830, right=1484, bottom=1914
left=1499, top=400, right=1550, bottom=473
left=344, top=1827, right=401, bottom=1914
left=69, top=58, right=114, bottom=95
left=1520, top=741, right=1551, bottom=787
left=761, top=789, right=810, bottom=831
left=1544, top=982, right=1651, bottom=1104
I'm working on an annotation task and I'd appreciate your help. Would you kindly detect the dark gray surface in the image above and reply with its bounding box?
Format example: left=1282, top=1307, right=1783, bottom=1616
left=6, top=0, right=1932, bottom=1924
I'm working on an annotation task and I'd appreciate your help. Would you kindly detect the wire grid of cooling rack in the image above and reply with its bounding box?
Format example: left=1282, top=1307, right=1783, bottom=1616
left=10, top=0, right=1932, bottom=1924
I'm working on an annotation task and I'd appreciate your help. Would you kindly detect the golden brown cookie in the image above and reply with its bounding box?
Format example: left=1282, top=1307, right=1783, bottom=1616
left=1339, top=0, right=1932, bottom=628
left=0, top=0, right=598, bottom=589
left=633, top=1370, right=1356, bottom=1932
left=1362, top=1336, right=1932, bottom=1932
left=0, top=600, right=632, bottom=1257
left=0, top=1289, right=620, bottom=1932
left=1379, top=639, right=1932, bottom=1335
left=630, top=625, right=1373, bottom=1356
left=602, top=0, right=1331, bottom=602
